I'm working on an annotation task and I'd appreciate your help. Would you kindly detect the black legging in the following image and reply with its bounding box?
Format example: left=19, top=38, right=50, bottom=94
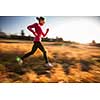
left=21, top=42, right=48, bottom=63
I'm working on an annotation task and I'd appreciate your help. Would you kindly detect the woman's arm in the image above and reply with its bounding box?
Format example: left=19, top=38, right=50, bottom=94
left=27, top=23, right=37, bottom=37
left=42, top=28, right=49, bottom=37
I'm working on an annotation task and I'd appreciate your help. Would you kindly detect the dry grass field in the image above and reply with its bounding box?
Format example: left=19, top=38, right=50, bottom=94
left=0, top=39, right=100, bottom=83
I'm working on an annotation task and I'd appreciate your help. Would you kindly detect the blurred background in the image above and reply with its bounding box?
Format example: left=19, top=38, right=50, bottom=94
left=0, top=16, right=100, bottom=43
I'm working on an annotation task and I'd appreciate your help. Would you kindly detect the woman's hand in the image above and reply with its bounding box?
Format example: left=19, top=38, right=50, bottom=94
left=46, top=28, right=49, bottom=33
left=34, top=32, right=38, bottom=37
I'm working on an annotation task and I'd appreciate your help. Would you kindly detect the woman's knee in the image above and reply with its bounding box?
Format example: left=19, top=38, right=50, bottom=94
left=43, top=50, right=47, bottom=54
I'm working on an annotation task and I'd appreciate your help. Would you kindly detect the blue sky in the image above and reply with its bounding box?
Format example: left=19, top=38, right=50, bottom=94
left=0, top=16, right=100, bottom=43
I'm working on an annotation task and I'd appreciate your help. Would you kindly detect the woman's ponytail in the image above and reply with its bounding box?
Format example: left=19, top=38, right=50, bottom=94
left=36, top=16, right=45, bottom=21
left=36, top=17, right=40, bottom=21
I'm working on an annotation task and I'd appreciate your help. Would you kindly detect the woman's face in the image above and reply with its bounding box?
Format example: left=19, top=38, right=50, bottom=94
left=39, top=19, right=45, bottom=26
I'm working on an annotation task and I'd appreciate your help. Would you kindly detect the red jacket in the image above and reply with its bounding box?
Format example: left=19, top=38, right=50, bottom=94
left=27, top=23, right=47, bottom=42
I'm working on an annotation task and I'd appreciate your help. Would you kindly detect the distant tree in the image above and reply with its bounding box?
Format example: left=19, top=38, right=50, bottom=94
left=92, top=40, right=96, bottom=44
left=56, top=36, right=63, bottom=42
left=21, top=30, right=25, bottom=36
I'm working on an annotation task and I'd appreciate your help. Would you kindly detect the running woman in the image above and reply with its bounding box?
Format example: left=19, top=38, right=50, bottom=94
left=16, top=16, right=53, bottom=67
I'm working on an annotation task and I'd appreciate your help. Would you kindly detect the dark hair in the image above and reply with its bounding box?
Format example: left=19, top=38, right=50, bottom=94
left=36, top=16, right=45, bottom=21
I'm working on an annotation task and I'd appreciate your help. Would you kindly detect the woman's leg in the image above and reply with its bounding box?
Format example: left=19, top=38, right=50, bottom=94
left=21, top=42, right=38, bottom=60
left=38, top=42, right=49, bottom=63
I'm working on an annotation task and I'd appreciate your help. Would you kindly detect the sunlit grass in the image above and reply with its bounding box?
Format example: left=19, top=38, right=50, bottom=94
left=0, top=40, right=100, bottom=83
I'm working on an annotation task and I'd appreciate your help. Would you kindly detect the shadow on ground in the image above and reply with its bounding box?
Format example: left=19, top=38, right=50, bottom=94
left=0, top=49, right=100, bottom=83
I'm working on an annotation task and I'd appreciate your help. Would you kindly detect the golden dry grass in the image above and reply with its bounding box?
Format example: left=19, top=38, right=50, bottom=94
left=0, top=40, right=100, bottom=83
